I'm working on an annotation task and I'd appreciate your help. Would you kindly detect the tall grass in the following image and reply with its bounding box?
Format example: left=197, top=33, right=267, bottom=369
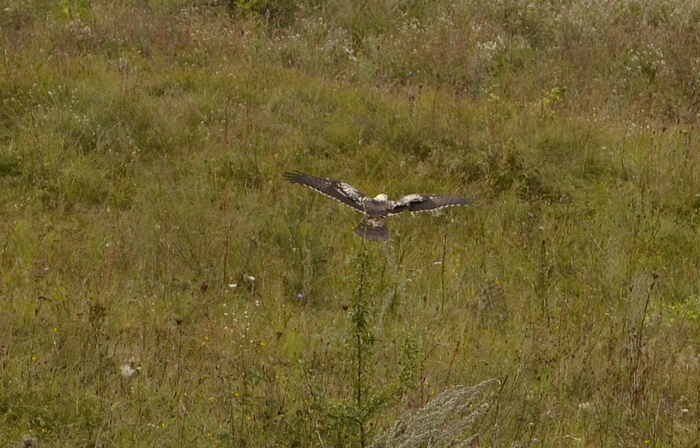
left=2, top=0, right=700, bottom=446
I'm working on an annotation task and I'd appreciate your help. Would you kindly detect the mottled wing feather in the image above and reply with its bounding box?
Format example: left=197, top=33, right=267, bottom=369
left=390, top=194, right=472, bottom=214
left=284, top=172, right=367, bottom=212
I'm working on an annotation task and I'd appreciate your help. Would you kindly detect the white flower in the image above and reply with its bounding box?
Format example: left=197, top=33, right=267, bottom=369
left=120, top=363, right=136, bottom=378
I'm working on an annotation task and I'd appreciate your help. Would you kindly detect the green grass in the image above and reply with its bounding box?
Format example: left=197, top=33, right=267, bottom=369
left=2, top=0, right=700, bottom=446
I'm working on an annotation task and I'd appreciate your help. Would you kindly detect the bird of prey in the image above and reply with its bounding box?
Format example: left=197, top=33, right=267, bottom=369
left=284, top=172, right=472, bottom=241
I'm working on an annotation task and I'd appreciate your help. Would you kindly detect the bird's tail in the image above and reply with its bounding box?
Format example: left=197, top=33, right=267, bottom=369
left=354, top=217, right=390, bottom=241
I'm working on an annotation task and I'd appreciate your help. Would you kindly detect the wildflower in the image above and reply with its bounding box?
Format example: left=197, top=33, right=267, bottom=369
left=297, top=292, right=304, bottom=299
left=120, top=363, right=136, bottom=378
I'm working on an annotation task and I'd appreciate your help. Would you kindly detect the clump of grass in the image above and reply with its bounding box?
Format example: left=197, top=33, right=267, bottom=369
left=231, top=0, right=300, bottom=28
left=0, top=152, right=21, bottom=177
left=371, top=379, right=501, bottom=448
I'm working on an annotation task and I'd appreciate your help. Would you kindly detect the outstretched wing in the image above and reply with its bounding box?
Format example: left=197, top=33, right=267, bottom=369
left=389, top=194, right=472, bottom=214
left=284, top=172, right=367, bottom=212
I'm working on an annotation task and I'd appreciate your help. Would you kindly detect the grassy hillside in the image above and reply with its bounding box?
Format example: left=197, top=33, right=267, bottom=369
left=2, top=0, right=700, bottom=446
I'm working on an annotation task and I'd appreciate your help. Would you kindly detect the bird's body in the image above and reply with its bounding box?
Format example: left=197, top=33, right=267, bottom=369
left=284, top=172, right=472, bottom=241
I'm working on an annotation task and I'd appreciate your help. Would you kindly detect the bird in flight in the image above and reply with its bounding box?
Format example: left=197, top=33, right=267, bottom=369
left=284, top=172, right=472, bottom=241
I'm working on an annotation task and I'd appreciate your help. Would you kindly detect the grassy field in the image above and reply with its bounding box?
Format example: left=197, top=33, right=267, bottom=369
left=2, top=0, right=700, bottom=446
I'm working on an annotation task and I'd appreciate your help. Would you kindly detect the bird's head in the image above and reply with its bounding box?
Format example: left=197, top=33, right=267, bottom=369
left=373, top=193, right=389, bottom=202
